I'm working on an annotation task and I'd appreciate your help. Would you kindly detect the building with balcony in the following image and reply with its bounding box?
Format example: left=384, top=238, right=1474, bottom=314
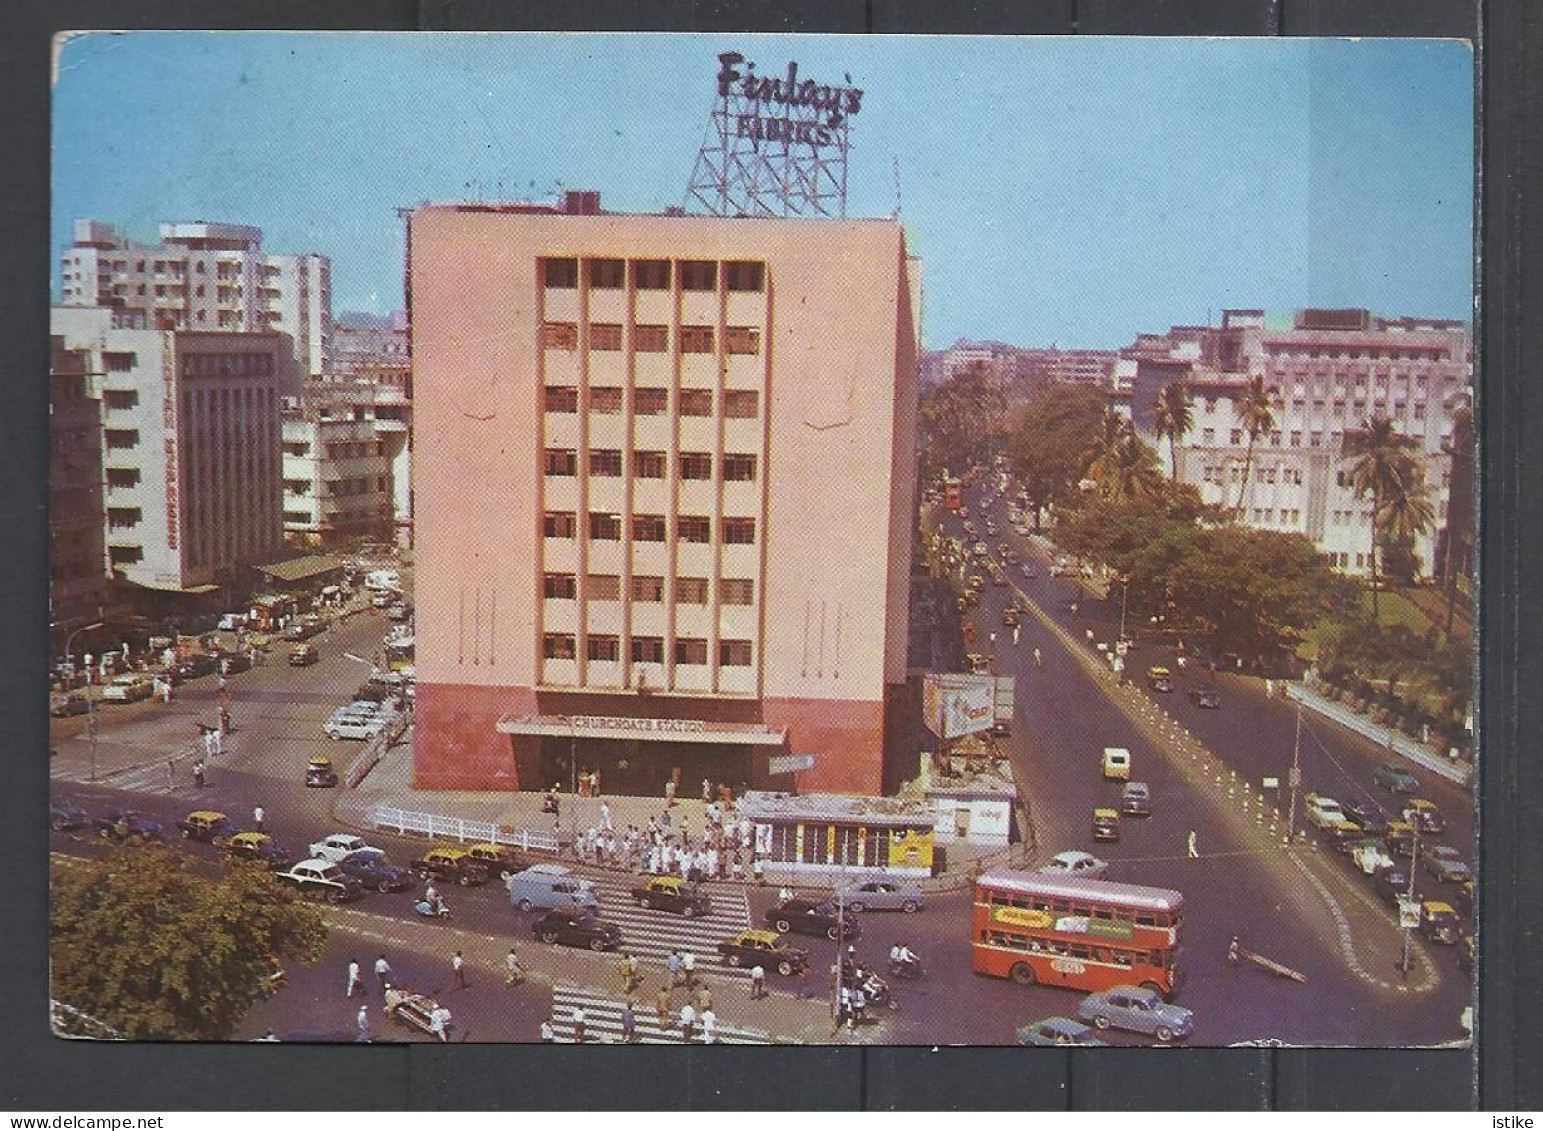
left=409, top=195, right=918, bottom=795
left=281, top=385, right=397, bottom=548
left=49, top=336, right=107, bottom=635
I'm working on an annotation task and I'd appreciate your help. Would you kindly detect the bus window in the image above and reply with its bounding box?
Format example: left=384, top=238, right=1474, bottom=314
left=1135, top=912, right=1157, bottom=926
left=1092, top=907, right=1114, bottom=920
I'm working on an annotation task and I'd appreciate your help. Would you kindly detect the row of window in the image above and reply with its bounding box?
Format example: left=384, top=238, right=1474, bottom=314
left=1329, top=509, right=1374, bottom=526
left=542, top=573, right=754, bottom=605
left=980, top=931, right=1166, bottom=970
left=542, top=258, right=764, bottom=293
left=542, top=510, right=756, bottom=545
left=1199, top=465, right=1305, bottom=486
left=1250, top=508, right=1303, bottom=525
left=543, top=448, right=756, bottom=482
left=1261, top=344, right=1454, bottom=363
left=544, top=386, right=759, bottom=419
left=980, top=890, right=1179, bottom=930
left=182, top=352, right=277, bottom=378
left=542, top=633, right=752, bottom=666
left=541, top=322, right=760, bottom=356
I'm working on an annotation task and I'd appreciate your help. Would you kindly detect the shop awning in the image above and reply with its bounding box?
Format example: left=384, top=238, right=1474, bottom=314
left=128, top=579, right=222, bottom=595
left=497, top=713, right=787, bottom=746
left=253, top=554, right=345, bottom=583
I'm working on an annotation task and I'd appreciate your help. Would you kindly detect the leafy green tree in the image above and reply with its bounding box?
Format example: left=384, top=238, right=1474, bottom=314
left=1343, top=415, right=1421, bottom=620
left=1231, top=375, right=1277, bottom=511
left=918, top=361, right=1006, bottom=483
left=51, top=845, right=327, bottom=1040
left=1003, top=383, right=1107, bottom=529
left=1440, top=403, right=1474, bottom=635
left=1152, top=380, right=1194, bottom=483
left=1379, top=462, right=1436, bottom=579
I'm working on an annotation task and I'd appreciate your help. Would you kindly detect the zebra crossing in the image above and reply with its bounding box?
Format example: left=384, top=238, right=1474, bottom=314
left=51, top=754, right=200, bottom=795
left=549, top=982, right=770, bottom=1044
left=589, top=878, right=755, bottom=981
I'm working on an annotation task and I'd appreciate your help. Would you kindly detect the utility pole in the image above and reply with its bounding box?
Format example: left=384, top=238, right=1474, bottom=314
left=1400, top=814, right=1421, bottom=980
left=1285, top=703, right=1303, bottom=842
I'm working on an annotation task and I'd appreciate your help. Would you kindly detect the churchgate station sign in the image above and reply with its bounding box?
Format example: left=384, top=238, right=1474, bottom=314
left=498, top=713, right=788, bottom=746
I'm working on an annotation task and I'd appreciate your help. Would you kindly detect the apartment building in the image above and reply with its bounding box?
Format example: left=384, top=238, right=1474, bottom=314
left=409, top=198, right=917, bottom=795
left=281, top=386, right=397, bottom=548
left=49, top=336, right=107, bottom=634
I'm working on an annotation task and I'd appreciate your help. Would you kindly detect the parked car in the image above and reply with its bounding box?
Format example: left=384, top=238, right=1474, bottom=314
left=288, top=643, right=319, bottom=666
left=1077, top=985, right=1194, bottom=1042
left=305, top=754, right=339, bottom=788
left=50, top=690, right=91, bottom=717
left=93, top=810, right=167, bottom=844
left=224, top=831, right=290, bottom=870
left=1373, top=762, right=1420, bottom=794
left=411, top=846, right=489, bottom=887
left=1092, top=807, right=1121, bottom=842
left=337, top=847, right=411, bottom=893
left=1419, top=900, right=1463, bottom=945
left=175, top=653, right=218, bottom=681
left=764, top=898, right=861, bottom=942
left=717, top=929, right=809, bottom=977
left=324, top=713, right=388, bottom=741
left=308, top=833, right=371, bottom=863
left=1421, top=844, right=1472, bottom=884
left=532, top=907, right=623, bottom=951
left=178, top=809, right=239, bottom=845
left=50, top=798, right=90, bottom=831
left=275, top=859, right=364, bottom=903
left=463, top=842, right=529, bottom=883
left=1017, top=1017, right=1110, bottom=1047
left=1038, top=850, right=1110, bottom=881
left=1121, top=781, right=1152, bottom=817
left=631, top=875, right=712, bottom=917
left=834, top=879, right=924, bottom=914
left=1187, top=684, right=1222, bottom=709
left=100, top=674, right=155, bottom=703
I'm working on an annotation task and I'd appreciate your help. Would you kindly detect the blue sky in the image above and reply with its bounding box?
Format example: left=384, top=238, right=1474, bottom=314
left=52, top=33, right=1473, bottom=349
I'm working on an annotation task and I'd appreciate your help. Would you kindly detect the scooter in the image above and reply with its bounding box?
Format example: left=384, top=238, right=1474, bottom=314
left=413, top=897, right=451, bottom=919
left=889, top=956, right=926, bottom=982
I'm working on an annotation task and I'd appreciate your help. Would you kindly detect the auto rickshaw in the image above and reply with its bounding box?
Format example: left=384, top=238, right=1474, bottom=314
left=306, top=754, right=339, bottom=788
left=1092, top=807, right=1121, bottom=842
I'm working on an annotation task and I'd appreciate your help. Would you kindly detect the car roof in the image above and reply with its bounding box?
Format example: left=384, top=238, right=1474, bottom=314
left=1122, top=782, right=1149, bottom=792
left=1406, top=798, right=1438, bottom=808
left=735, top=929, right=782, bottom=944
left=523, top=863, right=571, bottom=876
left=232, top=831, right=270, bottom=843
left=185, top=810, right=227, bottom=821
left=294, top=857, right=338, bottom=870
left=1424, top=901, right=1456, bottom=913
left=1093, top=808, right=1120, bottom=819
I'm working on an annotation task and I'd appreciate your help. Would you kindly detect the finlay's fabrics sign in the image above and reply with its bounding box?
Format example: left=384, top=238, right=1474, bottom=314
left=923, top=673, right=996, bottom=740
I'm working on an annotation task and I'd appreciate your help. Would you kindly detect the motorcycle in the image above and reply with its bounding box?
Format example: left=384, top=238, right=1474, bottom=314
left=860, top=972, right=901, bottom=1011
left=889, top=956, right=926, bottom=982
left=413, top=897, right=451, bottom=919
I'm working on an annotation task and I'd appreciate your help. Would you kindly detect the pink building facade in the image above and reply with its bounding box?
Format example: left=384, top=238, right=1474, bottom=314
left=409, top=203, right=918, bottom=795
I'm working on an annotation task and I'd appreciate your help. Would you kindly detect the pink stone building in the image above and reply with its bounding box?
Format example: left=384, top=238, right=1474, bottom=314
left=408, top=200, right=918, bottom=795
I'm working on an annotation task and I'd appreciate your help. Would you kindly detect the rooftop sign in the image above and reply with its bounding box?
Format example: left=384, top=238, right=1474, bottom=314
left=714, top=51, right=863, bottom=147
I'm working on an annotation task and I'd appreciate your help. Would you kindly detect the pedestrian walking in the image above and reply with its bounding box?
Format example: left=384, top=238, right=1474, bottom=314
left=253, top=805, right=265, bottom=832
left=1227, top=935, right=1241, bottom=969
left=451, top=949, right=469, bottom=990
left=1085, top=627, right=1095, bottom=644
left=702, top=778, right=713, bottom=803
left=620, top=952, right=640, bottom=994
left=681, top=950, right=697, bottom=988
left=166, top=759, right=176, bottom=791
left=655, top=985, right=672, bottom=1029
left=700, top=1008, right=717, bottom=1045
left=600, top=801, right=613, bottom=831
left=798, top=965, right=811, bottom=1000
left=666, top=950, right=683, bottom=987
left=356, top=1004, right=369, bottom=1043
left=696, top=985, right=712, bottom=1013
left=752, top=857, right=765, bottom=885
left=374, top=954, right=392, bottom=991
left=346, top=959, right=363, bottom=997
left=678, top=1002, right=697, bottom=1044
left=621, top=999, right=637, bottom=1044
left=1187, top=829, right=1199, bottom=858
left=571, top=1007, right=586, bottom=1045
left=540, top=1016, right=556, bottom=1043
left=750, top=965, right=766, bottom=1000
left=1012, top=625, right=1021, bottom=647
left=194, top=760, right=207, bottom=788
left=430, top=1004, right=451, bottom=1043
left=505, top=947, right=524, bottom=986
left=1266, top=678, right=1275, bottom=698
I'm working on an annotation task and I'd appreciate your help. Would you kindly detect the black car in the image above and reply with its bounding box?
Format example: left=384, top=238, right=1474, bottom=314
left=175, top=653, right=218, bottom=681
left=764, top=898, right=862, bottom=942
left=337, top=847, right=411, bottom=893
left=1187, top=684, right=1222, bottom=709
left=1374, top=865, right=1413, bottom=906
left=50, top=798, right=90, bottom=831
left=219, top=651, right=253, bottom=675
left=93, top=810, right=167, bottom=845
left=1340, top=798, right=1387, bottom=835
left=50, top=691, right=91, bottom=718
left=533, top=907, right=624, bottom=951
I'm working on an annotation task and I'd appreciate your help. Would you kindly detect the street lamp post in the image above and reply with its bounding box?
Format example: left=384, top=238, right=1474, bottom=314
left=62, top=618, right=104, bottom=783
left=1119, top=577, right=1129, bottom=643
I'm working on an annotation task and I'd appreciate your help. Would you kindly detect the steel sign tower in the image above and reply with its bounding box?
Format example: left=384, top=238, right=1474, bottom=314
left=685, top=51, right=860, bottom=219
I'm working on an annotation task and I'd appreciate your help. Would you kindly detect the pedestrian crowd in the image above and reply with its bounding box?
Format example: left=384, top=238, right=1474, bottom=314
left=558, top=787, right=768, bottom=884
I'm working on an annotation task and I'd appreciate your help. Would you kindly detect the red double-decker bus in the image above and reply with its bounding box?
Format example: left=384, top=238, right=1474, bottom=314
left=943, top=477, right=963, bottom=510
left=972, top=869, right=1185, bottom=996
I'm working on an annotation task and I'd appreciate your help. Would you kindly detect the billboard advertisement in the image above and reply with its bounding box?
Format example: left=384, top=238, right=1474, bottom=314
left=923, top=673, right=997, bottom=739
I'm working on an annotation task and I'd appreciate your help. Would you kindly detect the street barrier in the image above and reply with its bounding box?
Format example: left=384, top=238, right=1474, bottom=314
left=1285, top=684, right=1470, bottom=786
left=345, top=707, right=411, bottom=788
left=371, top=805, right=560, bottom=854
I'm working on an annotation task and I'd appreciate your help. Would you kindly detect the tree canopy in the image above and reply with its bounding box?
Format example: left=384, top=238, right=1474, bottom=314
left=918, top=362, right=1007, bottom=482
left=1003, top=383, right=1108, bottom=527
left=51, top=845, right=327, bottom=1040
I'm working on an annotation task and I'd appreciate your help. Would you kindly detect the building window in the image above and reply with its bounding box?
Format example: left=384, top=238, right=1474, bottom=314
left=680, top=261, right=717, bottom=291
left=1310, top=431, right=1323, bottom=448
left=722, top=453, right=757, bottom=482
left=1202, top=428, right=1215, bottom=445
left=680, top=389, right=713, bottom=417
left=635, top=451, right=666, bottom=478
left=587, top=574, right=621, bottom=601
left=1229, top=429, right=1242, bottom=445
left=590, top=386, right=624, bottom=414
left=544, top=448, right=577, bottom=476
left=544, top=385, right=578, bottom=413
left=543, top=573, right=576, bottom=599
left=631, top=575, right=664, bottom=602
left=103, top=351, right=137, bottom=372
left=587, top=259, right=625, bottom=289
left=681, top=326, right=715, bottom=354
left=588, top=512, right=621, bottom=541
left=633, top=260, right=670, bottom=290
left=633, top=514, right=667, bottom=542
left=635, top=388, right=668, bottom=416
left=589, top=449, right=623, bottom=477
left=722, top=517, right=757, bottom=544
left=631, top=636, right=665, bottom=663
left=675, top=637, right=709, bottom=665
left=634, top=325, right=668, bottom=353
left=590, top=324, right=623, bottom=351
left=676, top=577, right=709, bottom=604
left=721, top=578, right=755, bottom=605
left=725, top=261, right=764, bottom=292
left=678, top=515, right=712, bottom=543
left=587, top=635, right=620, bottom=661
left=725, top=327, right=761, bottom=355
left=541, top=322, right=578, bottom=351
left=725, top=390, right=760, bottom=419
left=679, top=452, right=713, bottom=480
left=719, top=640, right=753, bottom=666
left=543, top=633, right=577, bottom=660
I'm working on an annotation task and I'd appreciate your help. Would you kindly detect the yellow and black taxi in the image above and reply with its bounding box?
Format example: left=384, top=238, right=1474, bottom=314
left=224, top=831, right=290, bottom=870
left=1146, top=665, right=1175, bottom=693
left=305, top=754, right=339, bottom=788
left=1092, top=807, right=1122, bottom=842
left=1383, top=820, right=1417, bottom=858
left=178, top=809, right=239, bottom=845
left=288, top=642, right=319, bottom=666
left=464, top=842, right=529, bottom=883
left=410, top=846, right=490, bottom=886
left=1419, top=900, right=1463, bottom=945
left=630, top=875, right=713, bottom=917
left=717, top=928, right=809, bottom=977
left=1400, top=798, right=1446, bottom=836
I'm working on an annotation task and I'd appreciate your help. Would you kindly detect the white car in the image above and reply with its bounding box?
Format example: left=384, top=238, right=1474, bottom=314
left=100, top=673, right=154, bottom=702
left=1037, top=851, right=1110, bottom=881
left=308, top=833, right=370, bottom=863
left=324, top=713, right=389, bottom=741
left=331, top=701, right=383, bottom=721
left=1305, top=793, right=1347, bottom=829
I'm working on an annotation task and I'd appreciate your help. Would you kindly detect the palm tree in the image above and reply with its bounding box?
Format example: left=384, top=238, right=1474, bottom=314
left=1083, top=409, right=1132, bottom=486
left=1232, top=376, right=1277, bottom=512
left=1379, top=458, right=1436, bottom=579
left=1152, top=381, right=1194, bottom=483
left=1440, top=403, right=1474, bottom=636
left=1108, top=435, right=1165, bottom=502
left=1343, top=415, right=1418, bottom=620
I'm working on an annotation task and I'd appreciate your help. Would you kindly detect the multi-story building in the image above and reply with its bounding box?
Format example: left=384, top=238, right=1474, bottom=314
left=333, top=311, right=411, bottom=374
left=281, top=385, right=397, bottom=548
left=51, top=305, right=288, bottom=598
left=1129, top=308, right=1472, bottom=577
left=49, top=336, right=107, bottom=635
left=59, top=219, right=331, bottom=383
left=409, top=196, right=918, bottom=796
